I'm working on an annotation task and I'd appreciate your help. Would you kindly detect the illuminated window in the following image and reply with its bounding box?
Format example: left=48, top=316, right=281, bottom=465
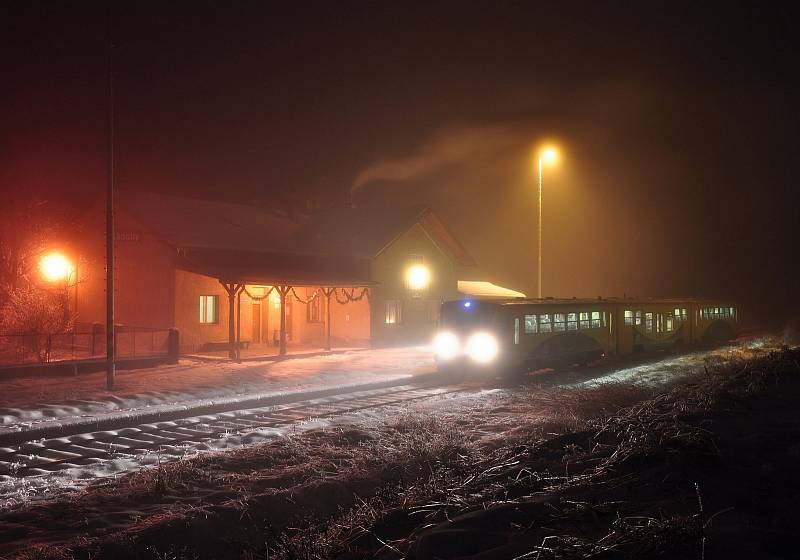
left=554, top=313, right=565, bottom=331
left=645, top=312, right=653, bottom=333
left=539, top=314, right=552, bottom=333
left=666, top=313, right=674, bottom=332
left=681, top=308, right=688, bottom=322
left=567, top=313, right=578, bottom=331
left=591, top=311, right=601, bottom=329
left=306, top=294, right=323, bottom=323
left=714, top=307, right=720, bottom=317
left=579, top=312, right=590, bottom=330
left=199, top=295, right=218, bottom=324
left=624, top=310, right=634, bottom=325
left=385, top=300, right=402, bottom=324
left=514, top=318, right=520, bottom=345
left=635, top=310, right=643, bottom=325
left=674, top=308, right=681, bottom=322
left=524, top=314, right=538, bottom=334
left=656, top=314, right=664, bottom=333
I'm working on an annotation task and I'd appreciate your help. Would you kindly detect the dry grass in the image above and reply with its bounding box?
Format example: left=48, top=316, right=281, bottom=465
left=3, top=342, right=798, bottom=560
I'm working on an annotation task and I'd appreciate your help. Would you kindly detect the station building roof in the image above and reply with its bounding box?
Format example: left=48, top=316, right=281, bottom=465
left=118, top=191, right=475, bottom=286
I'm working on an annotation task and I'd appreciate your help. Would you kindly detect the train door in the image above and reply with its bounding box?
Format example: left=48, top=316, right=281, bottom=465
left=617, top=307, right=635, bottom=355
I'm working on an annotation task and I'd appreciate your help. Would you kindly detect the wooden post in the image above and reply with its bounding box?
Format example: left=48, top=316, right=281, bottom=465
left=323, top=288, right=334, bottom=352
left=220, top=282, right=237, bottom=360
left=279, top=285, right=289, bottom=357
left=235, top=285, right=242, bottom=361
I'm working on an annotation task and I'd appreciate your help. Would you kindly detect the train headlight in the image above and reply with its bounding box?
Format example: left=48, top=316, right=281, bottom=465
left=466, top=332, right=499, bottom=364
left=433, top=331, right=460, bottom=361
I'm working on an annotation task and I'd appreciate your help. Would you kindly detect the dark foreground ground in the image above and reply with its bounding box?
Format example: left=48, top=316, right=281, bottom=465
left=2, top=341, right=799, bottom=559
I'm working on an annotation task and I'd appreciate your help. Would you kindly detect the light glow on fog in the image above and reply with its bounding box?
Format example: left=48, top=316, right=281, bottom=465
left=466, top=332, right=499, bottom=363
left=433, top=331, right=460, bottom=360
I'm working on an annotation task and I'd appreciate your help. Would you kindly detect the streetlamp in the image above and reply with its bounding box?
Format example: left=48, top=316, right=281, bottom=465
left=537, top=146, right=559, bottom=299
left=39, top=251, right=78, bottom=317
left=40, top=252, right=74, bottom=284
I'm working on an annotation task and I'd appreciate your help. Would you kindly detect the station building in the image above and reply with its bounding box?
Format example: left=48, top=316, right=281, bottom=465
left=67, top=192, right=518, bottom=358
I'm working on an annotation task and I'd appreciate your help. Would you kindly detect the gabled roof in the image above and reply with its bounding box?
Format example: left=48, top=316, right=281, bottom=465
left=283, top=205, right=476, bottom=266
left=115, top=192, right=476, bottom=285
left=117, top=191, right=302, bottom=253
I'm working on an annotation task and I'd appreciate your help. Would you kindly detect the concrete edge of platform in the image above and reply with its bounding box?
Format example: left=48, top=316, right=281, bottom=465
left=0, top=369, right=442, bottom=448
left=183, top=346, right=371, bottom=364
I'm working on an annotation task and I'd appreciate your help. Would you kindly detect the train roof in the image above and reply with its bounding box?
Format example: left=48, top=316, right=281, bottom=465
left=450, top=297, right=737, bottom=307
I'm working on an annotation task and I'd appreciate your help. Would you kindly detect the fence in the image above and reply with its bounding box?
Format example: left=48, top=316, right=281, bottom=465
left=0, top=327, right=176, bottom=366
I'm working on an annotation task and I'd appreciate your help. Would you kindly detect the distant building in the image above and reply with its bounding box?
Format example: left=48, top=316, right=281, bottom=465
left=67, top=192, right=518, bottom=357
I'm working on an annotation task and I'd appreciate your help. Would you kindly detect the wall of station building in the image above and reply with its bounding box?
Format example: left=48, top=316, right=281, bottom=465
left=174, top=272, right=371, bottom=354
left=369, top=223, right=462, bottom=347
left=72, top=209, right=176, bottom=333
left=68, top=211, right=459, bottom=353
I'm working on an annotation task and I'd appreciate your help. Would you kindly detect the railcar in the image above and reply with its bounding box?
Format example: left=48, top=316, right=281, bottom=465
left=433, top=297, right=738, bottom=374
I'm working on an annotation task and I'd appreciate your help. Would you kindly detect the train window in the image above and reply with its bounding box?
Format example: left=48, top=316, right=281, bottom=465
left=514, top=318, right=520, bottom=345
left=554, top=313, right=566, bottom=331
left=539, top=314, right=552, bottom=333
left=666, top=313, right=674, bottom=331
left=624, top=310, right=634, bottom=325
left=674, top=308, right=681, bottom=321
left=591, top=311, right=601, bottom=328
left=657, top=314, right=664, bottom=333
left=524, top=314, right=538, bottom=334
left=635, top=310, right=643, bottom=325
left=681, top=308, right=688, bottom=321
left=645, top=312, right=653, bottom=332
left=579, top=312, right=590, bottom=329
left=567, top=313, right=578, bottom=330
left=714, top=307, right=720, bottom=316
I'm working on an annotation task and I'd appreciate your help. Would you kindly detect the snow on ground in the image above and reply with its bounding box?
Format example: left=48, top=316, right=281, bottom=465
left=568, top=335, right=778, bottom=388
left=0, top=346, right=435, bottom=434
left=0, top=385, right=493, bottom=510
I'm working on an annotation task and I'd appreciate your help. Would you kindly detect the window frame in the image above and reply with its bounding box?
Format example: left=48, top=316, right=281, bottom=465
left=385, top=299, right=403, bottom=324
left=306, top=294, right=323, bottom=323
left=567, top=312, right=578, bottom=331
left=199, top=295, right=219, bottom=325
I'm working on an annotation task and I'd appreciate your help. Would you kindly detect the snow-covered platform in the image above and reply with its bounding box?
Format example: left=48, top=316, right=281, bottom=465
left=0, top=346, right=436, bottom=442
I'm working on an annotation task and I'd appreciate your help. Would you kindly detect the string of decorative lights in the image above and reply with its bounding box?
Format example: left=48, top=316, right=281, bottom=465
left=333, top=287, right=370, bottom=304
left=242, top=286, right=275, bottom=301
left=241, top=285, right=369, bottom=305
left=289, top=286, right=321, bottom=304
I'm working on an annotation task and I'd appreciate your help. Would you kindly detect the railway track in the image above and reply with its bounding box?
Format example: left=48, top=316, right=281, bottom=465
left=0, top=381, right=474, bottom=478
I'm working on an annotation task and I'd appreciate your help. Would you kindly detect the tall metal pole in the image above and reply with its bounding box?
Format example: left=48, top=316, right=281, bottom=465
left=106, top=42, right=116, bottom=390
left=537, top=156, right=543, bottom=299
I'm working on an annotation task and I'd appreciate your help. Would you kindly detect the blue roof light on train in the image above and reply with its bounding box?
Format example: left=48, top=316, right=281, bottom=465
left=463, top=300, right=473, bottom=309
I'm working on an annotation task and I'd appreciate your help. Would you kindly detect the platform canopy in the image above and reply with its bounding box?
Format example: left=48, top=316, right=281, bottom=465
left=457, top=280, right=526, bottom=299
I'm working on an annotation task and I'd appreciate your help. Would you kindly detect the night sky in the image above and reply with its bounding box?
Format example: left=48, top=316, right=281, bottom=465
left=2, top=1, right=798, bottom=324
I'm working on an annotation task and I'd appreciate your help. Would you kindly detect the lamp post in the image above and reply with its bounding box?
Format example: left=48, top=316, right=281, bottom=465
left=537, top=147, right=558, bottom=299
left=39, top=251, right=76, bottom=328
